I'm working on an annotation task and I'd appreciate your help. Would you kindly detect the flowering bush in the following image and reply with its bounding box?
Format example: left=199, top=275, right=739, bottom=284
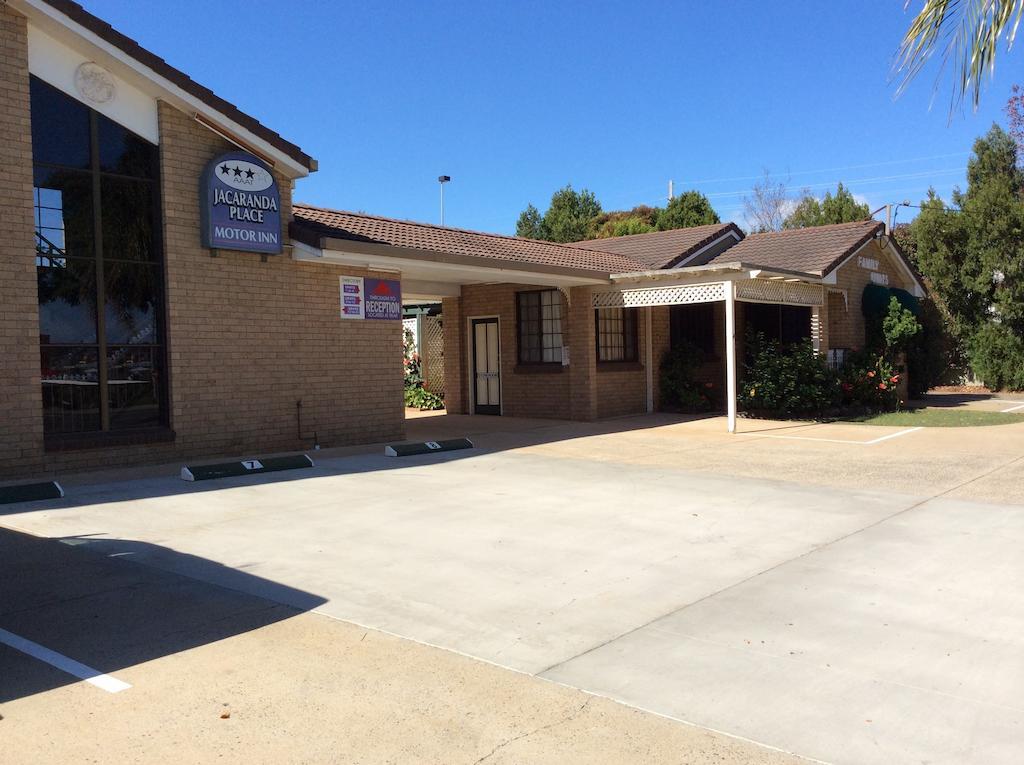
left=738, top=332, right=839, bottom=416
left=403, top=327, right=444, bottom=410
left=838, top=350, right=901, bottom=411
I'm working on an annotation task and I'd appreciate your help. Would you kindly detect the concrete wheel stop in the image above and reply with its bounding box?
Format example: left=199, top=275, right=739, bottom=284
left=181, top=454, right=314, bottom=481
left=0, top=480, right=64, bottom=505
left=384, top=438, right=473, bottom=457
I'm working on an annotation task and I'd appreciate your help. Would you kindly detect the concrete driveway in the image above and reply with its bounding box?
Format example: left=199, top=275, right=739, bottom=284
left=3, top=413, right=1024, bottom=764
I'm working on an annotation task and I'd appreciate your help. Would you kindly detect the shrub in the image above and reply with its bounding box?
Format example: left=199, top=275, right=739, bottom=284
left=906, top=297, right=966, bottom=396
left=881, top=295, right=922, bottom=355
left=967, top=322, right=1024, bottom=390
left=738, top=333, right=839, bottom=416
left=659, top=342, right=715, bottom=411
left=404, top=385, right=445, bottom=410
left=838, top=350, right=902, bottom=411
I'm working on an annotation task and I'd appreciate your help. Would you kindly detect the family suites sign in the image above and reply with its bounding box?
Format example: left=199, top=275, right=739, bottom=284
left=200, top=151, right=282, bottom=255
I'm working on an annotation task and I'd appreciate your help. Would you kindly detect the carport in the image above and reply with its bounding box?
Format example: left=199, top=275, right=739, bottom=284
left=594, top=263, right=826, bottom=432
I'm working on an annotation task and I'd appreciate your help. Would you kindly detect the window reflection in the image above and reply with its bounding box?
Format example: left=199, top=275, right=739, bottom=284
left=101, top=177, right=154, bottom=261
left=31, top=74, right=165, bottom=436
left=105, top=263, right=158, bottom=344
left=41, top=346, right=101, bottom=433
left=34, top=167, right=93, bottom=262
left=37, top=259, right=97, bottom=344
left=108, top=346, right=160, bottom=430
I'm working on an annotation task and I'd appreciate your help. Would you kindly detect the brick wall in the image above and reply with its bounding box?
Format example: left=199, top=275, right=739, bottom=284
left=445, top=283, right=654, bottom=421
left=0, top=8, right=43, bottom=476
left=595, top=307, right=648, bottom=419
left=0, top=65, right=404, bottom=479
left=455, top=283, right=571, bottom=418
left=826, top=240, right=913, bottom=352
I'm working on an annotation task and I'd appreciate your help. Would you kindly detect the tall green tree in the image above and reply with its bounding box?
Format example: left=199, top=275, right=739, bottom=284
left=656, top=191, right=720, bottom=230
left=588, top=205, right=659, bottom=239
left=515, top=204, right=544, bottom=239
left=912, top=124, right=1024, bottom=388
left=526, top=185, right=603, bottom=243
left=895, top=0, right=1024, bottom=111
left=783, top=183, right=869, bottom=229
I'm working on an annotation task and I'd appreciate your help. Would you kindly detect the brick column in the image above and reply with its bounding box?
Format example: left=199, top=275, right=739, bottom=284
left=0, top=7, right=44, bottom=478
left=441, top=295, right=465, bottom=414
left=568, top=286, right=597, bottom=421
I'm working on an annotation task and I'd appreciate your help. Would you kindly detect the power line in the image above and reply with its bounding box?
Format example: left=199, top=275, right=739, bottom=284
left=701, top=167, right=964, bottom=200
left=677, top=151, right=970, bottom=186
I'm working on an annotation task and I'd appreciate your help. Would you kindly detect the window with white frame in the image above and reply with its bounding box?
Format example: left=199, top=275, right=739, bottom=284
left=517, top=289, right=563, bottom=364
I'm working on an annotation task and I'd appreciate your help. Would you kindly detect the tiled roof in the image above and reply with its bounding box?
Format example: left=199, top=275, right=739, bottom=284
left=573, top=223, right=742, bottom=269
left=705, top=220, right=884, bottom=275
left=291, top=205, right=648, bottom=275
left=42, top=0, right=315, bottom=171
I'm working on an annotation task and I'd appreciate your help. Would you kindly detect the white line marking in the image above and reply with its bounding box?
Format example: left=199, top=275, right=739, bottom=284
left=0, top=627, right=131, bottom=693
left=739, top=426, right=922, bottom=446
left=863, top=426, right=924, bottom=444
left=1000, top=403, right=1024, bottom=413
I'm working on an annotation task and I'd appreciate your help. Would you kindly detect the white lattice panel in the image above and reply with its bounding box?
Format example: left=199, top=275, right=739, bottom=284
left=593, top=282, right=726, bottom=308
left=402, top=318, right=418, bottom=349
left=422, top=315, right=445, bottom=395
left=736, top=279, right=823, bottom=306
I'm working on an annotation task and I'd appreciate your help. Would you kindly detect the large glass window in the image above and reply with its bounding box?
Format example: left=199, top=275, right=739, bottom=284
left=595, top=307, right=638, bottom=362
left=517, top=290, right=563, bottom=364
left=745, top=303, right=812, bottom=346
left=32, top=76, right=165, bottom=437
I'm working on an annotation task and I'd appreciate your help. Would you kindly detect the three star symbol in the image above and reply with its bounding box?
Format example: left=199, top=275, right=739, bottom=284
left=219, top=164, right=258, bottom=179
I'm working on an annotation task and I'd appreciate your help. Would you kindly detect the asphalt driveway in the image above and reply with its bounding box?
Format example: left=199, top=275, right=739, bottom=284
left=3, top=413, right=1024, bottom=764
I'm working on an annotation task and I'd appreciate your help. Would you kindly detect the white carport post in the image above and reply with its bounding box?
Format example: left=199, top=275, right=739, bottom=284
left=644, top=307, right=654, bottom=413
left=725, top=281, right=737, bottom=433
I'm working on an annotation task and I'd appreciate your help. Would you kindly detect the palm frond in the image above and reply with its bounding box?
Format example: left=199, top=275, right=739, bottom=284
left=894, top=0, right=1024, bottom=113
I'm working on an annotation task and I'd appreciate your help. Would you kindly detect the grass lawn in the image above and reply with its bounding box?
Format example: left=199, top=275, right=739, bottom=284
left=844, top=408, right=1024, bottom=427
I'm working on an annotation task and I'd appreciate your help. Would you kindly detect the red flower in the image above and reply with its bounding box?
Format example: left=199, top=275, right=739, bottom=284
left=867, top=370, right=876, bottom=378
left=878, top=382, right=887, bottom=390
left=890, top=375, right=900, bottom=383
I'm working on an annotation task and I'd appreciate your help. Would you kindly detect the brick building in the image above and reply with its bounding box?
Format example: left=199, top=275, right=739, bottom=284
left=0, top=1, right=925, bottom=481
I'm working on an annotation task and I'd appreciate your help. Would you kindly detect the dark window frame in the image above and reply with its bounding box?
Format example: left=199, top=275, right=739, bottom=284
left=32, top=75, right=168, bottom=441
left=595, top=307, right=639, bottom=363
left=516, top=289, right=564, bottom=365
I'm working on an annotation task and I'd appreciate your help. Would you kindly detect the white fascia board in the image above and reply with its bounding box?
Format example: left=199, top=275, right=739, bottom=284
left=291, top=241, right=606, bottom=288
left=675, top=230, right=743, bottom=267
left=14, top=0, right=310, bottom=179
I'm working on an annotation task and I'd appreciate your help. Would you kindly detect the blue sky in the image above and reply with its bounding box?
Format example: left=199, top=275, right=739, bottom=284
left=87, top=0, right=1016, bottom=233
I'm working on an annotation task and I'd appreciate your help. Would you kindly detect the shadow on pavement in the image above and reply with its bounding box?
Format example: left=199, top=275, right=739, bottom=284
left=0, top=412, right=719, bottom=515
left=0, top=527, right=326, bottom=703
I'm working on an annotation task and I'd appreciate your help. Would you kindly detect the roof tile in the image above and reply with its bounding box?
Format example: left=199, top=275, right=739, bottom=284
left=706, top=220, right=883, bottom=275
left=292, top=206, right=648, bottom=275
left=573, top=223, right=742, bottom=269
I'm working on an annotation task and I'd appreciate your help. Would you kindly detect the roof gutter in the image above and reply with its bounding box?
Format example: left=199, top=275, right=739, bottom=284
left=610, top=261, right=821, bottom=282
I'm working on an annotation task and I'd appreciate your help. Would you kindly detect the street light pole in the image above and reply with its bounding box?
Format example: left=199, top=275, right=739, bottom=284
left=438, top=175, right=451, bottom=226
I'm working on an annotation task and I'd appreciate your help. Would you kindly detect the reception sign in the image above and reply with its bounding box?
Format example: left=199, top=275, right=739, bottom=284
left=201, top=151, right=282, bottom=254
left=364, top=279, right=401, bottom=320
left=338, top=277, right=401, bottom=320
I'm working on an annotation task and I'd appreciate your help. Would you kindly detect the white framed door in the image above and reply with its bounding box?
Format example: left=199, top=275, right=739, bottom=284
left=471, top=317, right=501, bottom=415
